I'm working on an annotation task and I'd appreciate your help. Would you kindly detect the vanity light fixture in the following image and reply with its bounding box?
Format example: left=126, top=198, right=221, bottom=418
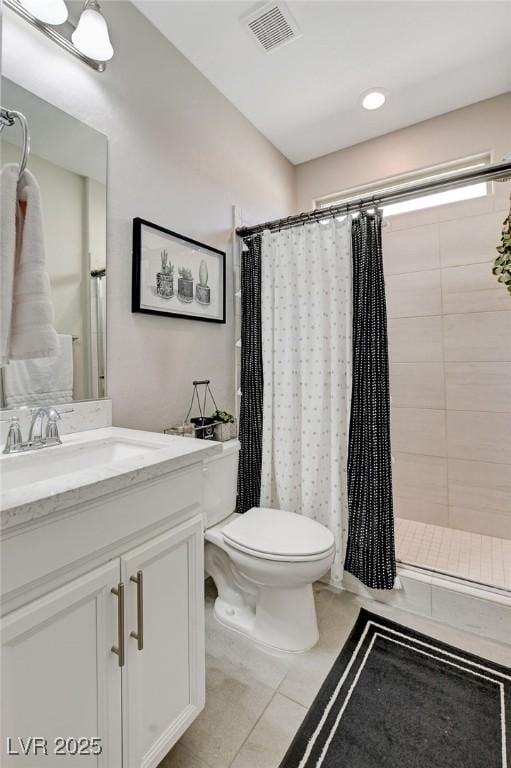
left=19, top=0, right=68, bottom=25
left=361, top=89, right=387, bottom=110
left=72, top=1, right=114, bottom=62
left=5, top=0, right=114, bottom=72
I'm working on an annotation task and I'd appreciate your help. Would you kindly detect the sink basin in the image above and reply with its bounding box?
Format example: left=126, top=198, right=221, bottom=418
left=0, top=425, right=223, bottom=526
left=1, top=437, right=160, bottom=492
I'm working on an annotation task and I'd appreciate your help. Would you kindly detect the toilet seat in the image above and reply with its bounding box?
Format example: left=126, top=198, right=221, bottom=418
left=222, top=507, right=335, bottom=563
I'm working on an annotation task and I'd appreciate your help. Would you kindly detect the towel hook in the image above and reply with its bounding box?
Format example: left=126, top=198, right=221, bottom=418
left=0, top=107, right=30, bottom=177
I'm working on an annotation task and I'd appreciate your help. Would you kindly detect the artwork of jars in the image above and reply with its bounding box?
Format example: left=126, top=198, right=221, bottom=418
left=196, top=259, right=211, bottom=305
left=178, top=267, right=194, bottom=303
left=156, top=249, right=174, bottom=299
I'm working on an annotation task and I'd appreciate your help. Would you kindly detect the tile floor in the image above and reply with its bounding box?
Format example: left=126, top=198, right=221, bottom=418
left=158, top=580, right=510, bottom=768
left=396, top=517, right=511, bottom=590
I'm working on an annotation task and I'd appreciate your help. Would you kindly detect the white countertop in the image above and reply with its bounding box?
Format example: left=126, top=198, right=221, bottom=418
left=0, top=427, right=222, bottom=531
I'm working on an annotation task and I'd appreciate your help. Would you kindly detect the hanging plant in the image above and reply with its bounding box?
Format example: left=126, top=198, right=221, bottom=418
left=493, top=206, right=511, bottom=294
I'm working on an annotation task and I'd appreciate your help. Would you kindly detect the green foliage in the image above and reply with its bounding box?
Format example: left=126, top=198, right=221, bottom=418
left=160, top=250, right=173, bottom=275
left=213, top=409, right=234, bottom=423
left=493, top=209, right=511, bottom=295
left=199, top=259, right=209, bottom=288
left=179, top=267, right=193, bottom=281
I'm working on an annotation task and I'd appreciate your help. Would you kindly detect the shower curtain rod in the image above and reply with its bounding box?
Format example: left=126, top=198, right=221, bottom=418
left=236, top=159, right=511, bottom=238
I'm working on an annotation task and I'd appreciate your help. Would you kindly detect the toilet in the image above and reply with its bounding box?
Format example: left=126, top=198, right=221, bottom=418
left=203, top=440, right=335, bottom=653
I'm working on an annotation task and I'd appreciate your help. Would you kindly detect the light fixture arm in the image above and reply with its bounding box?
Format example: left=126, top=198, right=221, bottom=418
left=81, top=0, right=102, bottom=14
left=4, top=0, right=107, bottom=72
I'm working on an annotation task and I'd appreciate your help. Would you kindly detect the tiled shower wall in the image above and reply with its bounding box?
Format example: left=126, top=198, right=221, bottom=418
left=384, top=192, right=511, bottom=540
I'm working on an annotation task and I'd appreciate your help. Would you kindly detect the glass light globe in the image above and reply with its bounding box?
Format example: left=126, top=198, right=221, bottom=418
left=72, top=2, right=114, bottom=62
left=20, top=0, right=68, bottom=25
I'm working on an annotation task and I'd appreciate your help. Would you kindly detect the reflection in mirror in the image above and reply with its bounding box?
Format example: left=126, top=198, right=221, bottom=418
left=0, top=78, right=107, bottom=409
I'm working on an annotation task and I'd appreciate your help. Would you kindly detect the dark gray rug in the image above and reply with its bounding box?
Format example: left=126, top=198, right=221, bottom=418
left=280, top=608, right=510, bottom=768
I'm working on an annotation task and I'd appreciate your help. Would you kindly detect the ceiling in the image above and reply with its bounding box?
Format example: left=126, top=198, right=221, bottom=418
left=134, top=1, right=511, bottom=165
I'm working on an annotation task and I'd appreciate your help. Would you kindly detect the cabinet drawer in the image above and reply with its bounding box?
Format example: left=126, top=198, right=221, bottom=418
left=2, top=464, right=203, bottom=603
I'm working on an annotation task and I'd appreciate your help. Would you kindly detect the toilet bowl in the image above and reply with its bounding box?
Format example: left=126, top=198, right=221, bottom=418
left=203, top=440, right=335, bottom=652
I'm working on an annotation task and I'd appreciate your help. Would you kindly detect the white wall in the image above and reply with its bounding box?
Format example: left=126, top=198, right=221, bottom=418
left=296, top=94, right=511, bottom=211
left=2, top=2, right=296, bottom=431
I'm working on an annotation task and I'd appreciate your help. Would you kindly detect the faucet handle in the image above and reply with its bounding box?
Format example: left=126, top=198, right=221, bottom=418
left=2, top=417, right=23, bottom=454
left=47, top=407, right=74, bottom=418
left=45, top=407, right=74, bottom=442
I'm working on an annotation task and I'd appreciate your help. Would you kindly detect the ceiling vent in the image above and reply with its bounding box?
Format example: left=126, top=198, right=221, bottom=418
left=242, top=2, right=301, bottom=53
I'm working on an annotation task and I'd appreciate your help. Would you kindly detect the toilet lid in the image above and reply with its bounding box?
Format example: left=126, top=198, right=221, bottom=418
left=222, top=507, right=334, bottom=560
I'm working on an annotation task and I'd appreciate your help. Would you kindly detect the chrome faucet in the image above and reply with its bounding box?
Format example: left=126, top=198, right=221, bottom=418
left=2, top=407, right=74, bottom=455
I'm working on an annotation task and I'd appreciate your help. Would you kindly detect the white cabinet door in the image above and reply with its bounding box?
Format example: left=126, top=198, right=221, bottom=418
left=121, top=515, right=205, bottom=768
left=1, top=561, right=122, bottom=766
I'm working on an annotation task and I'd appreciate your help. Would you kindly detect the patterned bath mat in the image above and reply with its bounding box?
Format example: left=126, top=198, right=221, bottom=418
left=280, top=609, right=510, bottom=768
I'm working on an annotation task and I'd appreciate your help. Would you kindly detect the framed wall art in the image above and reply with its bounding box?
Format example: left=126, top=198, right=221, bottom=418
left=132, top=217, right=226, bottom=323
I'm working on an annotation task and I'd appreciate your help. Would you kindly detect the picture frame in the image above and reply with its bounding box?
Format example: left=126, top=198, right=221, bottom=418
left=132, top=217, right=226, bottom=324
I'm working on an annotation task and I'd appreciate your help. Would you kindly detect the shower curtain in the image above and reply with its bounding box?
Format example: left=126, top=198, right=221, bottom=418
left=236, top=212, right=396, bottom=590
left=260, top=219, right=352, bottom=584
left=236, top=234, right=264, bottom=515
left=344, top=212, right=396, bottom=590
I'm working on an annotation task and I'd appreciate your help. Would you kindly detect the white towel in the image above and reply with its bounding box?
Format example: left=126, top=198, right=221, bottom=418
left=1, top=164, right=17, bottom=366
left=3, top=334, right=73, bottom=408
left=0, top=164, right=58, bottom=365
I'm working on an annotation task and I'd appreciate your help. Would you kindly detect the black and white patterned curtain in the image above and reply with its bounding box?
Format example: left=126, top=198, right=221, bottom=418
left=344, top=212, right=396, bottom=590
left=236, top=234, right=263, bottom=514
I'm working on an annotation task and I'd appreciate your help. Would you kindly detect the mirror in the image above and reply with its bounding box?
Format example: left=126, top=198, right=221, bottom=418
left=0, top=78, right=107, bottom=409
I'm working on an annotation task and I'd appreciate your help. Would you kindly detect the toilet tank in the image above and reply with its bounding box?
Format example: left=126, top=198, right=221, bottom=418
left=202, top=439, right=240, bottom=528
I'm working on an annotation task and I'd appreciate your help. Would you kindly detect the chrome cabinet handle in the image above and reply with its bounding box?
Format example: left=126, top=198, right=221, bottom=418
left=130, top=570, right=144, bottom=651
left=111, top=582, right=125, bottom=667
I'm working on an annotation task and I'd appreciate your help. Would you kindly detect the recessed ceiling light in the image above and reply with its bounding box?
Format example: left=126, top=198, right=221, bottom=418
left=361, top=90, right=387, bottom=111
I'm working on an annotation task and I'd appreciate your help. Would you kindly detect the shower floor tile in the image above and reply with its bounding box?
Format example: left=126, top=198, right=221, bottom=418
left=396, top=517, right=511, bottom=591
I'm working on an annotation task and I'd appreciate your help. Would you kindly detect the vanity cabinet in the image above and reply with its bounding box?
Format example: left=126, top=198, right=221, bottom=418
left=122, top=517, right=205, bottom=768
left=1, top=561, right=123, bottom=766
left=1, top=457, right=208, bottom=768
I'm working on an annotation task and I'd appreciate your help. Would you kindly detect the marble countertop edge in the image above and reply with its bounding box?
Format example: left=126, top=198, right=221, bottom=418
left=0, top=427, right=224, bottom=532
